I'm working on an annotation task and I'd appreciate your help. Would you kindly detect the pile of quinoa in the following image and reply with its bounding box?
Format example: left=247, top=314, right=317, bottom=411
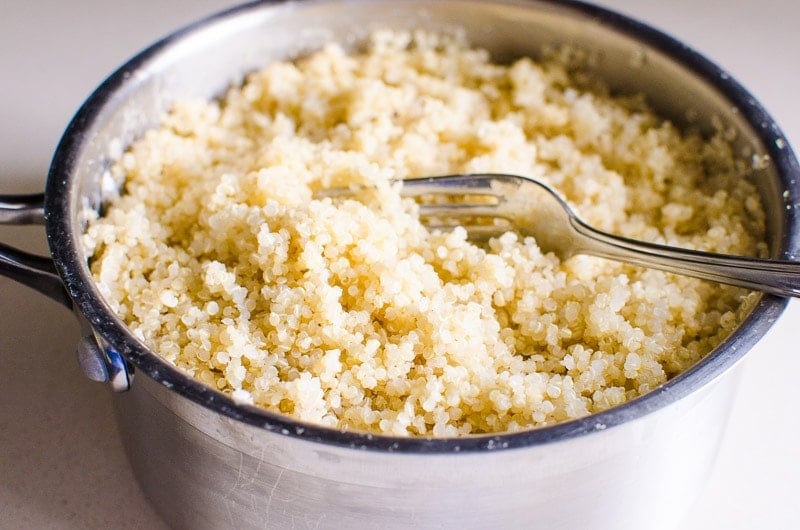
left=84, top=30, right=767, bottom=436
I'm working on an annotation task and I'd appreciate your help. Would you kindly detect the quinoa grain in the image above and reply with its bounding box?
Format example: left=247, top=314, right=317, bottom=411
left=84, top=30, right=765, bottom=436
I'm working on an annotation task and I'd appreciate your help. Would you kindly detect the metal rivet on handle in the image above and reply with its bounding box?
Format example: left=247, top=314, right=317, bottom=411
left=75, top=335, right=132, bottom=392
left=76, top=335, right=109, bottom=382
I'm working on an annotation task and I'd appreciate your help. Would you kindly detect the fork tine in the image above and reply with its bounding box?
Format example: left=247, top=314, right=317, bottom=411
left=423, top=222, right=509, bottom=240
left=417, top=203, right=501, bottom=218
left=314, top=174, right=517, bottom=242
left=400, top=174, right=501, bottom=197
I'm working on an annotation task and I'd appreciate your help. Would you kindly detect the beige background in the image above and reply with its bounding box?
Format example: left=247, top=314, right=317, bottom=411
left=1, top=1, right=798, bottom=528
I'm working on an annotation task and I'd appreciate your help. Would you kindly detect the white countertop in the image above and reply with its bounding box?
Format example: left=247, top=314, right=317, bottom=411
left=1, top=1, right=798, bottom=528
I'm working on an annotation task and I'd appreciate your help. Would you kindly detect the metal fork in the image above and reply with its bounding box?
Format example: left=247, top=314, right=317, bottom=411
left=324, top=173, right=800, bottom=297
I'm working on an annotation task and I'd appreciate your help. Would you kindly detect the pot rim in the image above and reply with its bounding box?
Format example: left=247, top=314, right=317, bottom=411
left=44, top=0, right=800, bottom=453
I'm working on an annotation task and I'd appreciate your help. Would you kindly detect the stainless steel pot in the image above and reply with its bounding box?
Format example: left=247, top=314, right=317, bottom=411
left=2, top=1, right=798, bottom=529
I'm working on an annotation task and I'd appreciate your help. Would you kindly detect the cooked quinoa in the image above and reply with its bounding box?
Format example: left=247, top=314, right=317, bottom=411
left=84, top=30, right=767, bottom=436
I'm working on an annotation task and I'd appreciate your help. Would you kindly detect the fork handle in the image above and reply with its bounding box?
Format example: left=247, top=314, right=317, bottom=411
left=575, top=220, right=800, bottom=297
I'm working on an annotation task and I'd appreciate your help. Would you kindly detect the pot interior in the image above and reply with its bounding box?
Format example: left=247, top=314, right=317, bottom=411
left=47, top=0, right=798, bottom=450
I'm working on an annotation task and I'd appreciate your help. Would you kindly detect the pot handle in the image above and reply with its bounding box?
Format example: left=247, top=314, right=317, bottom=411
left=1, top=192, right=133, bottom=392
left=0, top=193, right=72, bottom=308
